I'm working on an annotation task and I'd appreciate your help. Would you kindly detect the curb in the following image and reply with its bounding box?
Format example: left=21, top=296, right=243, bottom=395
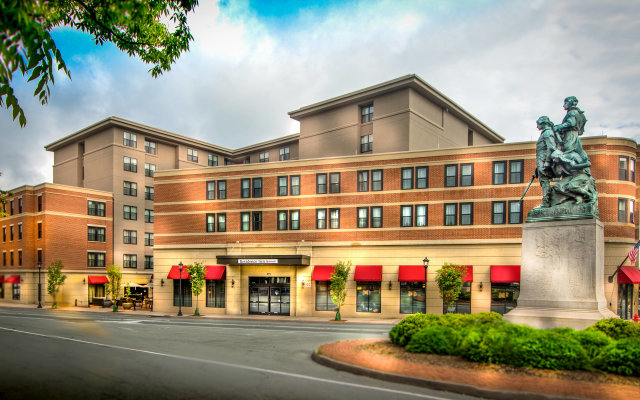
left=311, top=349, right=584, bottom=400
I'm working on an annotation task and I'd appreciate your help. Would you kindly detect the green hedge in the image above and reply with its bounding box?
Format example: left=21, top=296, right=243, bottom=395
left=390, top=315, right=640, bottom=376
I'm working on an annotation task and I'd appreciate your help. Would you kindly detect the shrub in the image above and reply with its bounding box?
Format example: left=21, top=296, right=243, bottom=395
left=571, top=330, right=612, bottom=364
left=503, top=328, right=587, bottom=371
left=585, top=318, right=640, bottom=340
left=389, top=313, right=439, bottom=346
left=457, top=322, right=530, bottom=364
left=406, top=325, right=458, bottom=355
left=593, top=337, right=640, bottom=376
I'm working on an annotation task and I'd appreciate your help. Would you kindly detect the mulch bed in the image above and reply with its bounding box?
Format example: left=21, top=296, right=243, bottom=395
left=317, top=339, right=640, bottom=400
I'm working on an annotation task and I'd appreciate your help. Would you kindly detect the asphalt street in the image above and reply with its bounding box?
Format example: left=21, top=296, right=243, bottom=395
left=0, top=308, right=480, bottom=400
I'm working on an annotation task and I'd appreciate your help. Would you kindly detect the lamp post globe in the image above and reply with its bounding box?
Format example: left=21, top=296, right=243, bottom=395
left=178, top=262, right=183, bottom=316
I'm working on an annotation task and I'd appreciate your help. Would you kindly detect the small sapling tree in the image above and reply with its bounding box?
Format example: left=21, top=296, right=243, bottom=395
left=188, top=262, right=206, bottom=316
left=436, top=263, right=466, bottom=313
left=106, top=264, right=123, bottom=312
left=46, top=260, right=66, bottom=308
left=330, top=260, right=352, bottom=321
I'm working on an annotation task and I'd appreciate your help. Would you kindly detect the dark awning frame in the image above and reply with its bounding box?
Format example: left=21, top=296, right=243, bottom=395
left=216, top=255, right=310, bottom=266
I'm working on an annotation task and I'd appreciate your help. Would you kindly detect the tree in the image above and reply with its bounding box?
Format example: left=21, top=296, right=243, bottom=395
left=46, top=259, right=66, bottom=308
left=436, top=263, right=466, bottom=313
left=106, top=264, right=122, bottom=312
left=1, top=0, right=199, bottom=127
left=188, top=262, right=205, bottom=316
left=330, top=260, right=351, bottom=321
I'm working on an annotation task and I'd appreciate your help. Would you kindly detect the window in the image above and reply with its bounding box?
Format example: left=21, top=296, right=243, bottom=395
left=448, top=282, right=471, bottom=314
left=2, top=227, right=5, bottom=242
left=508, top=201, right=522, bottom=224
left=279, top=146, right=290, bottom=161
left=415, top=205, right=428, bottom=227
left=460, top=163, right=474, bottom=186
left=400, top=282, right=426, bottom=314
left=460, top=203, right=473, bottom=225
left=206, top=214, right=215, bottom=232
left=491, top=283, right=520, bottom=315
left=509, top=160, right=524, bottom=184
left=401, top=168, right=413, bottom=190
left=18, top=250, right=22, bottom=266
left=360, top=134, right=373, bottom=153
left=88, top=226, right=106, bottom=242
left=124, top=156, right=138, bottom=172
left=123, top=230, right=137, bottom=244
left=241, top=179, right=250, bottom=198
left=18, top=198, right=22, bottom=213
left=217, top=181, right=226, bottom=199
left=145, top=163, right=156, bottom=177
left=206, top=181, right=215, bottom=200
left=492, top=201, right=506, bottom=224
left=240, top=212, right=250, bottom=231
left=123, top=181, right=137, bottom=196
left=123, top=132, right=137, bottom=147
left=252, top=211, right=262, bottom=231
left=252, top=178, right=262, bottom=198
left=123, top=205, right=137, bottom=220
left=619, top=156, right=629, bottom=181
left=371, top=170, right=383, bottom=191
left=259, top=152, right=269, bottom=163
left=277, top=211, right=288, bottom=231
left=124, top=254, right=137, bottom=268
left=187, top=148, right=198, bottom=162
left=371, top=207, right=383, bottom=228
left=10, top=251, right=14, bottom=266
left=37, top=195, right=42, bottom=211
left=208, top=154, right=218, bottom=166
left=356, top=282, right=380, bottom=313
left=278, top=176, right=288, bottom=196
left=493, top=161, right=506, bottom=185
left=144, top=232, right=154, bottom=246
left=88, top=201, right=106, bottom=216
left=17, top=223, right=22, bottom=240
left=361, top=104, right=373, bottom=123
left=88, top=252, right=105, bottom=268
left=144, top=256, right=154, bottom=269
left=316, top=209, right=327, bottom=229
left=357, top=171, right=369, bottom=192
left=2, top=252, right=5, bottom=266
left=357, top=207, right=369, bottom=228
left=315, top=281, right=338, bottom=311
left=401, top=205, right=413, bottom=227
left=618, top=198, right=628, bottom=223
left=145, top=186, right=154, bottom=200
left=144, top=139, right=156, bottom=154
left=12, top=284, right=20, bottom=300
left=37, top=249, right=42, bottom=264
left=316, top=174, right=327, bottom=194
left=631, top=158, right=636, bottom=182
left=444, top=165, right=457, bottom=187
left=416, top=167, right=428, bottom=189
left=217, top=213, right=226, bottom=232
left=444, top=203, right=457, bottom=226
left=290, top=175, right=300, bottom=196
left=329, top=208, right=340, bottom=229
left=10, top=225, right=14, bottom=241
left=329, top=173, right=340, bottom=193
left=206, top=280, right=225, bottom=308
left=174, top=279, right=192, bottom=307
left=144, top=209, right=154, bottom=223
left=10, top=200, right=13, bottom=215
left=36, top=223, right=40, bottom=239
left=290, top=210, right=300, bottom=230
left=631, top=200, right=636, bottom=224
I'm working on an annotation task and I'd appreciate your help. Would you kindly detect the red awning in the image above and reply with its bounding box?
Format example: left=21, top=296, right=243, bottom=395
left=5, top=275, right=20, bottom=284
left=354, top=265, right=382, bottom=281
left=618, top=266, right=640, bottom=284
left=205, top=265, right=226, bottom=280
left=462, top=266, right=473, bottom=282
left=312, top=266, right=335, bottom=281
left=167, top=265, right=191, bottom=279
left=87, top=275, right=109, bottom=285
left=398, top=265, right=426, bottom=282
left=0, top=275, right=4, bottom=283
left=490, top=265, right=521, bottom=283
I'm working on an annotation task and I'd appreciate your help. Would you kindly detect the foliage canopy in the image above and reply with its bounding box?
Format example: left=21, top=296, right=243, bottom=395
left=46, top=259, right=67, bottom=308
left=188, top=262, right=205, bottom=316
left=435, top=263, right=466, bottom=308
left=329, top=260, right=351, bottom=321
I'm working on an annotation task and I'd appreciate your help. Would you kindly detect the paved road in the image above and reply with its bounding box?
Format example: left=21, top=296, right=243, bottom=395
left=0, top=308, right=479, bottom=400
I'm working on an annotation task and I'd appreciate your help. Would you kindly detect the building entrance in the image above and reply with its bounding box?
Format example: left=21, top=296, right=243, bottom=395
left=249, top=277, right=290, bottom=315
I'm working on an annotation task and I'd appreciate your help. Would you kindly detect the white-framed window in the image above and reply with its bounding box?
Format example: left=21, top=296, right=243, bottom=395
left=187, top=148, right=198, bottom=162
left=279, top=147, right=290, bottom=161
left=123, top=132, right=137, bottom=148
left=259, top=152, right=269, bottom=163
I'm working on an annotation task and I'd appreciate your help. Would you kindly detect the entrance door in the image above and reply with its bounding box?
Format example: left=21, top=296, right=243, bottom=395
left=249, top=277, right=290, bottom=315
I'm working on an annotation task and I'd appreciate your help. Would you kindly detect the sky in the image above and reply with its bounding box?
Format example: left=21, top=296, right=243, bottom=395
left=1, top=0, right=639, bottom=190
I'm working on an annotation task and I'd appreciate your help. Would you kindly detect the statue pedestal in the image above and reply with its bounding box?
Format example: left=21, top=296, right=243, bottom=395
left=504, top=218, right=616, bottom=330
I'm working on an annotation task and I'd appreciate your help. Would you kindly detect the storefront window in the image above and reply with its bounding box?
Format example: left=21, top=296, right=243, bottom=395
left=490, top=283, right=519, bottom=315
left=315, top=281, right=337, bottom=311
left=618, top=284, right=633, bottom=320
left=206, top=280, right=225, bottom=308
left=12, top=284, right=20, bottom=300
left=444, top=282, right=470, bottom=314
left=356, top=282, right=381, bottom=313
left=173, top=280, right=192, bottom=307
left=400, top=282, right=425, bottom=314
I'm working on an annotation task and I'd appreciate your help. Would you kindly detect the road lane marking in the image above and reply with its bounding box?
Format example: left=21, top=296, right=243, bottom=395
left=0, top=326, right=451, bottom=400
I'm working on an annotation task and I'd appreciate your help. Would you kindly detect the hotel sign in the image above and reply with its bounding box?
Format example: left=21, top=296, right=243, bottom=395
left=216, top=254, right=310, bottom=266
left=238, top=259, right=278, bottom=264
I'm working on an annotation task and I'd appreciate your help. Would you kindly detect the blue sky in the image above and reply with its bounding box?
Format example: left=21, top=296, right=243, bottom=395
left=1, top=0, right=639, bottom=189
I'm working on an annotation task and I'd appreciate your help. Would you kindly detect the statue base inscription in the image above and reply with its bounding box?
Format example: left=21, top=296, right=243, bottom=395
left=504, top=218, right=616, bottom=330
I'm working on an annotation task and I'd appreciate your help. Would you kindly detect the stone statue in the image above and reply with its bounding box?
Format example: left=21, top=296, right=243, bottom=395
left=526, top=97, right=598, bottom=222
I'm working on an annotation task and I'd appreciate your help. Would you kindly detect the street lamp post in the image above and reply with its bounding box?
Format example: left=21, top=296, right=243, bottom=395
left=178, top=262, right=183, bottom=316
left=37, top=262, right=42, bottom=308
left=422, top=257, right=429, bottom=313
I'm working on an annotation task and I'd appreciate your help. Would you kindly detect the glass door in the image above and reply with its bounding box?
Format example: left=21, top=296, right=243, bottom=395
left=248, top=277, right=290, bottom=315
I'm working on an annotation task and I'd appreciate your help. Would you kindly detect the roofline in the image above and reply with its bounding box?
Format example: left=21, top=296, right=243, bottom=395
left=288, top=74, right=505, bottom=143
left=6, top=182, right=114, bottom=197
